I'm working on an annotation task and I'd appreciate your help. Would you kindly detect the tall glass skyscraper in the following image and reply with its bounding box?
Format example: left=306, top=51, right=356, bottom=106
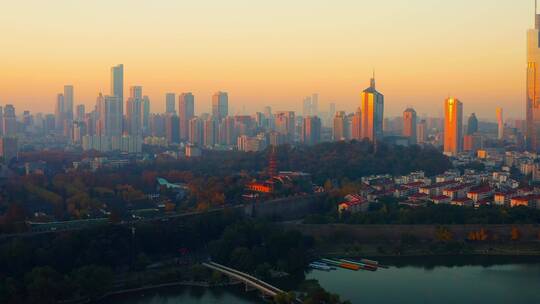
left=527, top=2, right=540, bottom=151
left=360, top=77, right=384, bottom=142
left=110, top=64, right=124, bottom=115
left=444, top=97, right=463, bottom=156
left=212, top=91, right=228, bottom=120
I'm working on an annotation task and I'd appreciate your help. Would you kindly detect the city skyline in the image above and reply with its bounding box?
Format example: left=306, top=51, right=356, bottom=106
left=0, top=0, right=533, bottom=118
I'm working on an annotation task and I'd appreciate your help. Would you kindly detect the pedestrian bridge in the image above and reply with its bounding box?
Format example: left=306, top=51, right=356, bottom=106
left=202, top=261, right=286, bottom=298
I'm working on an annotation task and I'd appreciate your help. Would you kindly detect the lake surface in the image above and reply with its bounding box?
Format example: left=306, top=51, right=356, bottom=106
left=100, top=285, right=264, bottom=304
left=103, top=256, right=540, bottom=304
left=306, top=256, right=540, bottom=304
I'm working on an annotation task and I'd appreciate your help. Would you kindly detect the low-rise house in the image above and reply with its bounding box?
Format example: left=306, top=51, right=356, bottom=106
left=431, top=195, right=451, bottom=204
left=451, top=197, right=474, bottom=207
left=510, top=195, right=540, bottom=208
left=338, top=194, right=369, bottom=214
left=494, top=190, right=518, bottom=207
left=467, top=186, right=494, bottom=203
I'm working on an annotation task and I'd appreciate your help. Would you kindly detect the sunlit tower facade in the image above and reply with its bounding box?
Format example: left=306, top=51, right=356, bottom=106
left=496, top=107, right=504, bottom=140
left=403, top=108, right=417, bottom=143
left=527, top=2, right=540, bottom=151
left=361, top=77, right=384, bottom=142
left=444, top=98, right=463, bottom=156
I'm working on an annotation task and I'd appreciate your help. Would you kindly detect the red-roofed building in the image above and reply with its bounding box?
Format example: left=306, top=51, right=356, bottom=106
left=451, top=197, right=473, bottom=207
left=510, top=195, right=540, bottom=208
left=419, top=181, right=459, bottom=196
left=431, top=195, right=451, bottom=204
left=338, top=196, right=369, bottom=214
left=443, top=184, right=473, bottom=200
left=467, top=186, right=494, bottom=203
left=494, top=191, right=518, bottom=207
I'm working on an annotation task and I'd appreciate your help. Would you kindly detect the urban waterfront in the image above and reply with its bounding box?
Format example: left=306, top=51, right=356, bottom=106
left=105, top=257, right=540, bottom=304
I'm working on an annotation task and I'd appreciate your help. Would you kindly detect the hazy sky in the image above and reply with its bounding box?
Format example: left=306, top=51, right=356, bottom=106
left=0, top=0, right=534, bottom=119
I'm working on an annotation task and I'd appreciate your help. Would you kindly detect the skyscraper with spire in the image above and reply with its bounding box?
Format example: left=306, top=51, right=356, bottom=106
left=360, top=75, right=384, bottom=142
left=527, top=1, right=540, bottom=151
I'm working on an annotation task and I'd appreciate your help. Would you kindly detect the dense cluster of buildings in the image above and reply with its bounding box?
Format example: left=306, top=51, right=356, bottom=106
left=338, top=151, right=540, bottom=214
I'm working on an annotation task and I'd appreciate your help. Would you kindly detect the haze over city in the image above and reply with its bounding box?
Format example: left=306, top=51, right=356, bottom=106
left=0, top=0, right=532, bottom=118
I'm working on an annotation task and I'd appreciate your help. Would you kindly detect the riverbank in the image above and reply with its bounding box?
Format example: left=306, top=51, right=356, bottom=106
left=281, top=223, right=540, bottom=258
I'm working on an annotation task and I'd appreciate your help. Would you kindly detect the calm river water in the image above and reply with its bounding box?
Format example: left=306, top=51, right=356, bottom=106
left=104, top=256, right=540, bottom=304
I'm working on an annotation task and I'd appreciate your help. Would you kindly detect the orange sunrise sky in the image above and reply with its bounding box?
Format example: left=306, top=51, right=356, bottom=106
left=0, top=0, right=534, bottom=119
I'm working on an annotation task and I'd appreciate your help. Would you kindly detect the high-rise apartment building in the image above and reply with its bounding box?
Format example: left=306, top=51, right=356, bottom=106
left=179, top=93, right=195, bottom=140
left=126, top=87, right=143, bottom=137
left=361, top=77, right=384, bottom=142
left=64, top=85, right=74, bottom=121
left=403, top=108, right=417, bottom=143
left=75, top=105, right=85, bottom=122
left=274, top=111, right=295, bottom=143
left=0, top=137, right=17, bottom=162
left=351, top=108, right=362, bottom=140
left=55, top=93, right=65, bottom=131
left=3, top=105, right=16, bottom=137
left=212, top=91, right=228, bottom=120
left=188, top=117, right=204, bottom=145
left=417, top=119, right=427, bottom=144
left=203, top=117, right=219, bottom=147
left=302, top=116, right=321, bottom=145
left=443, top=97, right=463, bottom=156
left=165, top=93, right=176, bottom=114
left=333, top=111, right=348, bottom=141
left=142, top=96, right=150, bottom=134
left=467, top=113, right=478, bottom=135
left=111, top=64, right=124, bottom=115
left=96, top=93, right=122, bottom=137
left=165, top=114, right=180, bottom=144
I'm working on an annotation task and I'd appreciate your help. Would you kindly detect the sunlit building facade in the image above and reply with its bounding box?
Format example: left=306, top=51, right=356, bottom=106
left=527, top=8, right=540, bottom=151
left=444, top=98, right=463, bottom=156
left=403, top=108, right=417, bottom=143
left=361, top=77, right=384, bottom=142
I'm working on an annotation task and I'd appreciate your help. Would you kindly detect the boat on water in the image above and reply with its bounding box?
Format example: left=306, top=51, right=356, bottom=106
left=309, top=262, right=332, bottom=271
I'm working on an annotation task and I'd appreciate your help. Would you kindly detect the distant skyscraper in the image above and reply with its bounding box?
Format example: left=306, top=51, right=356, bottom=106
left=333, top=111, right=348, bottom=141
left=212, top=91, right=228, bottom=120
left=0, top=137, right=17, bottom=162
left=417, top=119, right=427, bottom=144
left=165, top=93, right=176, bottom=114
left=219, top=116, right=236, bottom=146
left=0, top=106, right=3, bottom=136
left=97, top=94, right=122, bottom=137
left=467, top=113, right=478, bottom=135
left=496, top=107, right=504, bottom=140
left=403, top=108, right=417, bottom=143
left=130, top=86, right=142, bottom=100
left=203, top=117, right=219, bottom=147
left=302, top=116, right=321, bottom=145
left=75, top=105, right=85, bottom=122
left=444, top=97, right=463, bottom=156
left=64, top=85, right=74, bottom=121
left=188, top=117, right=204, bottom=145
left=361, top=77, right=384, bottom=142
left=165, top=114, right=180, bottom=144
left=179, top=93, right=195, bottom=140
left=527, top=5, right=540, bottom=151
left=350, top=108, right=361, bottom=140
left=111, top=64, right=124, bottom=115
left=2, top=105, right=16, bottom=137
left=55, top=93, right=65, bottom=131
left=274, top=111, right=295, bottom=142
left=142, top=96, right=150, bottom=134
